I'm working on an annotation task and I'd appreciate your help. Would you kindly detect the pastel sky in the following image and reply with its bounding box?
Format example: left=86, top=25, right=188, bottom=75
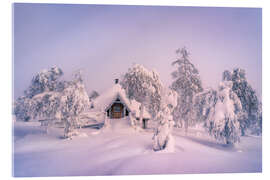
left=13, top=3, right=262, bottom=99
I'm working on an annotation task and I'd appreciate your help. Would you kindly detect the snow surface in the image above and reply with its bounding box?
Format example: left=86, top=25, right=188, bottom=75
left=13, top=120, right=261, bottom=177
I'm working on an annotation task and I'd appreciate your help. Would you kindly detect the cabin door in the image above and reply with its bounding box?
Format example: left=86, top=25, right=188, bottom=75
left=143, top=119, right=146, bottom=129
left=111, top=103, right=124, bottom=119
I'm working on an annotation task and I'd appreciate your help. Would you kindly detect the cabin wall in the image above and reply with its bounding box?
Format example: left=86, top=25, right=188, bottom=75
left=109, top=103, right=124, bottom=119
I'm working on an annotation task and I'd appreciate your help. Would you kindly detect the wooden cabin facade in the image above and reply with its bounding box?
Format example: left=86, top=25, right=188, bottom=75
left=105, top=97, right=129, bottom=119
left=92, top=79, right=151, bottom=128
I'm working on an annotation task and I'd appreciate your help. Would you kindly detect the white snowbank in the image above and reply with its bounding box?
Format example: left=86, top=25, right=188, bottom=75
left=13, top=121, right=262, bottom=177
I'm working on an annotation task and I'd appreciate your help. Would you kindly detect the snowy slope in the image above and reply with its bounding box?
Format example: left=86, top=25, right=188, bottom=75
left=13, top=121, right=261, bottom=177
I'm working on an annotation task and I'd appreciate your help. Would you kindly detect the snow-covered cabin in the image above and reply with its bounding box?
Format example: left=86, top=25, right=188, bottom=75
left=91, top=79, right=151, bottom=128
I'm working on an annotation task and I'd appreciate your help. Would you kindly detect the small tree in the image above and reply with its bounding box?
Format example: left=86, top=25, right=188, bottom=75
left=59, top=71, right=90, bottom=139
left=205, top=81, right=242, bottom=145
left=121, top=64, right=163, bottom=127
left=152, top=89, right=177, bottom=152
left=171, top=47, right=203, bottom=131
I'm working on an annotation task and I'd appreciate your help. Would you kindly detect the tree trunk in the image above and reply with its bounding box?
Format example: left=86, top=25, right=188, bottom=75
left=184, top=119, right=188, bottom=135
left=176, top=119, right=182, bottom=128
left=104, top=112, right=110, bottom=128
left=129, top=113, right=135, bottom=127
left=64, top=118, right=74, bottom=139
left=46, top=120, right=51, bottom=134
left=139, top=103, right=144, bottom=128
left=64, top=121, right=70, bottom=138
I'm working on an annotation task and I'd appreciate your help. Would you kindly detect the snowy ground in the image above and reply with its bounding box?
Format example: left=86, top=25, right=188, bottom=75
left=13, top=119, right=262, bottom=177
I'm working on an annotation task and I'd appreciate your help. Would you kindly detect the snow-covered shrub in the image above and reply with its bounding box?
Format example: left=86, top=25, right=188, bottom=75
left=153, top=106, right=175, bottom=152
left=121, top=64, right=163, bottom=126
left=222, top=68, right=261, bottom=135
left=152, top=88, right=177, bottom=152
left=205, top=81, right=242, bottom=145
left=171, top=47, right=203, bottom=131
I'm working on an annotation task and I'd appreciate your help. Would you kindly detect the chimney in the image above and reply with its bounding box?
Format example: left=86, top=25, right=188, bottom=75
left=115, top=78, right=119, bottom=84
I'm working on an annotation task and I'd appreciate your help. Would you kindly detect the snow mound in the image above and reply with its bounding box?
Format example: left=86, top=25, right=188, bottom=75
left=102, top=117, right=136, bottom=133
left=13, top=122, right=262, bottom=177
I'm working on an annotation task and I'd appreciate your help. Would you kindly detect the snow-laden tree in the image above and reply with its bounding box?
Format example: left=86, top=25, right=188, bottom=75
left=222, top=68, right=261, bottom=135
left=14, top=96, right=32, bottom=122
left=152, top=88, right=177, bottom=152
left=30, top=92, right=61, bottom=132
left=14, top=68, right=90, bottom=138
left=14, top=67, right=64, bottom=122
left=222, top=70, right=232, bottom=81
left=89, top=90, right=99, bottom=101
left=121, top=64, right=163, bottom=127
left=59, top=71, right=90, bottom=139
left=24, top=67, right=63, bottom=98
left=193, top=88, right=218, bottom=125
left=205, top=81, right=242, bottom=145
left=171, top=47, right=203, bottom=131
left=252, top=102, right=262, bottom=135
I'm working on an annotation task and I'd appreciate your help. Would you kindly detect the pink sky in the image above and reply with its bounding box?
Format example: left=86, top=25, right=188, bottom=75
left=13, top=4, right=262, bottom=99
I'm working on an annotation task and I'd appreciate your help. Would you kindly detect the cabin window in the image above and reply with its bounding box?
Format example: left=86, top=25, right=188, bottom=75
left=114, top=106, right=121, bottom=112
left=115, top=98, right=120, bottom=102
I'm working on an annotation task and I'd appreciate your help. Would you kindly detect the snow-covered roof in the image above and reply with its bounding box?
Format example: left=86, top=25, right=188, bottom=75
left=92, top=84, right=151, bottom=119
